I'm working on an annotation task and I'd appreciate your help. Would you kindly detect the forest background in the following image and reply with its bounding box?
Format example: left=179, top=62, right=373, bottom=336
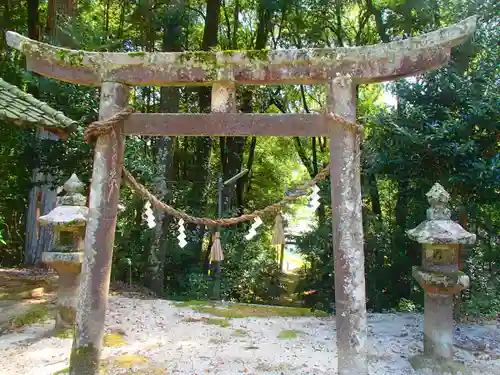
left=0, top=0, right=498, bottom=319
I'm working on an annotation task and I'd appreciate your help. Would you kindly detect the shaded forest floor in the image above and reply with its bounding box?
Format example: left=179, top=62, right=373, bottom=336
left=0, top=269, right=500, bottom=375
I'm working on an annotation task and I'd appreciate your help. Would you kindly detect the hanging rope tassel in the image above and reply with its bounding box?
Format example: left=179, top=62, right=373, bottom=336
left=210, top=232, right=224, bottom=262
left=271, top=213, right=285, bottom=246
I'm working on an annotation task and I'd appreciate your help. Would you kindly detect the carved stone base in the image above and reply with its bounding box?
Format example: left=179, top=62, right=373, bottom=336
left=42, top=252, right=83, bottom=331
left=410, top=355, right=470, bottom=375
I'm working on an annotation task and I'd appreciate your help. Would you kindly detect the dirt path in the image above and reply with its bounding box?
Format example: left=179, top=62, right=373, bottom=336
left=0, top=294, right=499, bottom=375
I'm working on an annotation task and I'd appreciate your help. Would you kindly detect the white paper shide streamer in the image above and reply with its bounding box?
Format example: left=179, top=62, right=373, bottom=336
left=177, top=218, right=187, bottom=248
left=309, top=185, right=321, bottom=211
left=245, top=216, right=263, bottom=240
left=144, top=201, right=156, bottom=228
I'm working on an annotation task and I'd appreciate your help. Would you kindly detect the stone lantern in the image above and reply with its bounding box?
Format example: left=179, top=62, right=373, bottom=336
left=39, top=173, right=87, bottom=332
left=407, top=183, right=475, bottom=373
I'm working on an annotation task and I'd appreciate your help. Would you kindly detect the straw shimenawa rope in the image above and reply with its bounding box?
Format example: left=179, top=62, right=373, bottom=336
left=83, top=108, right=135, bottom=144
left=122, top=165, right=330, bottom=226
left=84, top=107, right=362, bottom=226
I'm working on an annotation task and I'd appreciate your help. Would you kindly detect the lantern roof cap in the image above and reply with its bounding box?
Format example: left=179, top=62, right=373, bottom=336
left=38, top=173, right=88, bottom=227
left=407, top=183, right=476, bottom=245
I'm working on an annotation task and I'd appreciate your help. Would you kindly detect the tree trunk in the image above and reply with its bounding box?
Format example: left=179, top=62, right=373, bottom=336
left=145, top=0, right=184, bottom=295
left=366, top=0, right=389, bottom=43
left=226, top=0, right=271, bottom=215
left=190, top=0, right=221, bottom=254
left=24, top=2, right=59, bottom=266
left=28, top=0, right=39, bottom=40
left=47, top=0, right=77, bottom=45
left=0, top=0, right=11, bottom=51
left=368, top=173, right=382, bottom=218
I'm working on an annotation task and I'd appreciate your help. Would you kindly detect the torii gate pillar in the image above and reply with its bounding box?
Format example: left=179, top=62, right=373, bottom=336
left=69, top=82, right=129, bottom=372
left=327, top=77, right=366, bottom=373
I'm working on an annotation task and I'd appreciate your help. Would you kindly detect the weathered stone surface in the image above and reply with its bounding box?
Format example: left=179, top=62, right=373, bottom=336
left=70, top=82, right=129, bottom=375
left=407, top=183, right=476, bottom=244
left=408, top=182, right=476, bottom=370
left=327, top=77, right=367, bottom=375
left=123, top=112, right=340, bottom=137
left=39, top=173, right=86, bottom=333
left=39, top=173, right=88, bottom=228
left=42, top=251, right=83, bottom=330
left=42, top=252, right=84, bottom=273
left=5, top=17, right=476, bottom=86
left=38, top=205, right=88, bottom=227
left=412, top=267, right=469, bottom=295
left=407, top=219, right=477, bottom=244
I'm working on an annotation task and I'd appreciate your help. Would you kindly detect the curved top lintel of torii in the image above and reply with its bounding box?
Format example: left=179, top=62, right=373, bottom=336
left=6, top=16, right=476, bottom=87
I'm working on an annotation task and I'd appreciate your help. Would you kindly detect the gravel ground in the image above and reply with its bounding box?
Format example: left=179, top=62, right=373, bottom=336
left=0, top=295, right=499, bottom=375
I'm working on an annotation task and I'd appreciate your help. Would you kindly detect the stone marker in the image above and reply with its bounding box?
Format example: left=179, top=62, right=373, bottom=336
left=39, top=173, right=87, bottom=332
left=407, top=183, right=476, bottom=374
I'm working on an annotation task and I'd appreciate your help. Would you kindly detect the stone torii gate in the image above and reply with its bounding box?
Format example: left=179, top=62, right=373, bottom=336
left=6, top=16, right=476, bottom=375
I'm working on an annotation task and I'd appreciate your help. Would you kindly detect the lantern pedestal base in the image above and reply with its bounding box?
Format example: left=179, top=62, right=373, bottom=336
left=41, top=252, right=84, bottom=331
left=410, top=355, right=470, bottom=375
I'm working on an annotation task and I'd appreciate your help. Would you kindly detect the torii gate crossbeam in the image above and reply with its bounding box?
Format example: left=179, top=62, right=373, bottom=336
left=5, top=16, right=476, bottom=375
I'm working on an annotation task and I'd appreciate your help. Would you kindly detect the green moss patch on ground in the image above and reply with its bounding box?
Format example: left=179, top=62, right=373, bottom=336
left=277, top=329, right=303, bottom=339
left=103, top=331, right=128, bottom=347
left=0, top=274, right=56, bottom=301
left=55, top=327, right=74, bottom=339
left=107, top=354, right=149, bottom=368
left=203, top=317, right=231, bottom=327
left=185, top=302, right=327, bottom=318
left=9, top=303, right=51, bottom=328
left=182, top=316, right=231, bottom=327
left=53, top=354, right=165, bottom=375
left=232, top=328, right=248, bottom=337
left=255, top=361, right=297, bottom=372
left=174, top=300, right=211, bottom=308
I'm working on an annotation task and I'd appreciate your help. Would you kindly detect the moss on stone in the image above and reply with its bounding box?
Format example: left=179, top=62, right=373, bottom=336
left=58, top=305, right=76, bottom=324
left=53, top=49, right=85, bottom=66
left=413, top=266, right=468, bottom=289
left=69, top=344, right=100, bottom=374
left=178, top=51, right=217, bottom=67
left=20, top=40, right=85, bottom=67
left=245, top=49, right=270, bottom=62
left=127, top=51, right=146, bottom=56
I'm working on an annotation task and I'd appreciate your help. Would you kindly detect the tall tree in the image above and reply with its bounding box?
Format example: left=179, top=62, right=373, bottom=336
left=145, top=0, right=185, bottom=294
left=188, top=0, right=221, bottom=254
left=24, top=0, right=64, bottom=266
